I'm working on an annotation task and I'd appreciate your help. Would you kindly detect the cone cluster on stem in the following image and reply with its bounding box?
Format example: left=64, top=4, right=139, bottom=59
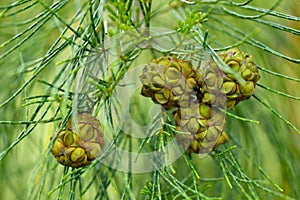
left=140, top=48, right=260, bottom=154
left=51, top=113, right=104, bottom=168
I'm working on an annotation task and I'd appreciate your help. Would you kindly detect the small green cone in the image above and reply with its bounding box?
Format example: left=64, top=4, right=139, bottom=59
left=140, top=56, right=200, bottom=109
left=200, top=48, right=260, bottom=109
left=50, top=113, right=105, bottom=168
left=174, top=103, right=227, bottom=154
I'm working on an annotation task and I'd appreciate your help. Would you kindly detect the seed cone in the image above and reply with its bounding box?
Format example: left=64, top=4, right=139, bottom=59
left=140, top=56, right=200, bottom=109
left=200, top=48, right=260, bottom=109
left=174, top=103, right=228, bottom=154
left=51, top=113, right=104, bottom=168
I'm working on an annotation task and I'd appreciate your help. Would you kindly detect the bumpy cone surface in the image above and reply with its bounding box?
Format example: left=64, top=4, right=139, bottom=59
left=200, top=48, right=260, bottom=109
left=140, top=56, right=200, bottom=109
left=51, top=113, right=104, bottom=168
left=174, top=103, right=228, bottom=154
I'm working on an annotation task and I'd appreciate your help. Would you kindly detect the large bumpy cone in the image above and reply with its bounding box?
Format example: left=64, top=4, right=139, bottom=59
left=51, top=113, right=104, bottom=168
left=200, top=48, right=260, bottom=109
left=140, top=56, right=200, bottom=109
left=174, top=103, right=228, bottom=154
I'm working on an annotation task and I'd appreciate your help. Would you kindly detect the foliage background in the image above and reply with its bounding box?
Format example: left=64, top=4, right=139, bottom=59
left=0, top=0, right=300, bottom=199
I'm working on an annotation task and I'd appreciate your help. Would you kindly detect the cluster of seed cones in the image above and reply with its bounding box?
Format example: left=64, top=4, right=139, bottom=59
left=140, top=48, right=260, bottom=154
left=50, top=113, right=105, bottom=168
